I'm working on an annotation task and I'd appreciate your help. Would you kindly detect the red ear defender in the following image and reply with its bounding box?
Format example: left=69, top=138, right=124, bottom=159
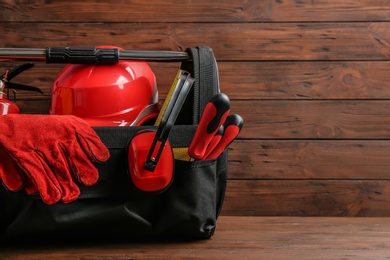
left=127, top=71, right=194, bottom=192
left=127, top=130, right=174, bottom=192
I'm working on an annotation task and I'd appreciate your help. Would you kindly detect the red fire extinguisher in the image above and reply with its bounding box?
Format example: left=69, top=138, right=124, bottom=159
left=0, top=63, right=43, bottom=115
left=0, top=89, right=20, bottom=115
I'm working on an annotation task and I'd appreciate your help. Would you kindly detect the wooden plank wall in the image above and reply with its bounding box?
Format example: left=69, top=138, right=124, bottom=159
left=2, top=0, right=390, bottom=216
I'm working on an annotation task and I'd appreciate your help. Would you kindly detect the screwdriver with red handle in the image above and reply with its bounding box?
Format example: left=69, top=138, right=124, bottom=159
left=204, top=114, right=244, bottom=160
left=201, top=125, right=224, bottom=159
left=188, top=93, right=231, bottom=160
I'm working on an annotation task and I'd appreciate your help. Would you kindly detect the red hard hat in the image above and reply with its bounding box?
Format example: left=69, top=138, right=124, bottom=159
left=50, top=47, right=160, bottom=126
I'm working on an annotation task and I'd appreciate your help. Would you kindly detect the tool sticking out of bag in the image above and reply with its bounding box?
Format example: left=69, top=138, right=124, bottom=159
left=127, top=70, right=194, bottom=192
left=188, top=93, right=231, bottom=159
left=203, top=113, right=243, bottom=160
left=187, top=93, right=244, bottom=161
left=144, top=71, right=194, bottom=171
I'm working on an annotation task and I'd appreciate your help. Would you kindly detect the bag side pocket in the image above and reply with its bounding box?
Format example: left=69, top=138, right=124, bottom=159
left=155, top=159, right=218, bottom=239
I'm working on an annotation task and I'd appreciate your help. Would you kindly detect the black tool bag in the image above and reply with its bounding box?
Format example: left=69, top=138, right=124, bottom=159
left=0, top=46, right=228, bottom=240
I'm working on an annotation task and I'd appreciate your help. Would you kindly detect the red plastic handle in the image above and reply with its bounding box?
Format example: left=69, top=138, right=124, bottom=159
left=202, top=125, right=224, bottom=160
left=188, top=93, right=230, bottom=160
left=205, top=114, right=244, bottom=160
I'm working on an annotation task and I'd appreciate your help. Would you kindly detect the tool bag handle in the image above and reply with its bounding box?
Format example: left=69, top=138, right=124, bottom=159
left=0, top=47, right=190, bottom=63
left=179, top=46, right=220, bottom=125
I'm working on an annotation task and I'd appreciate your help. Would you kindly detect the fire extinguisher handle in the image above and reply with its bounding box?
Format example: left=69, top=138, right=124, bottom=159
left=46, top=47, right=119, bottom=65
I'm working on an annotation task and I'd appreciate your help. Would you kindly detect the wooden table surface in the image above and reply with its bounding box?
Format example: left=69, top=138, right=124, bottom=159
left=1, top=216, right=390, bottom=259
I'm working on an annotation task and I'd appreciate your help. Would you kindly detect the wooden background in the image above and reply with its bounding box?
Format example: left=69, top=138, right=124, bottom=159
left=2, top=0, right=390, bottom=216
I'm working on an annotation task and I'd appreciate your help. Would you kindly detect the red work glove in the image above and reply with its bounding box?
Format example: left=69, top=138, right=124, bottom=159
left=0, top=147, right=38, bottom=194
left=0, top=147, right=24, bottom=191
left=0, top=114, right=110, bottom=204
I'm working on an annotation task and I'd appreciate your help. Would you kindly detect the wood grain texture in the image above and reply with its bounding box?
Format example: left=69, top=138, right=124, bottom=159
left=1, top=216, right=390, bottom=259
left=2, top=0, right=390, bottom=22
left=2, top=22, right=390, bottom=61
left=222, top=180, right=390, bottom=216
left=234, top=100, right=390, bottom=139
left=228, top=140, right=390, bottom=179
left=219, top=61, right=390, bottom=100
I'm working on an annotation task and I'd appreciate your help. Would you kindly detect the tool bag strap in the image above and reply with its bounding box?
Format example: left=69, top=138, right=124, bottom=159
left=179, top=46, right=220, bottom=124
